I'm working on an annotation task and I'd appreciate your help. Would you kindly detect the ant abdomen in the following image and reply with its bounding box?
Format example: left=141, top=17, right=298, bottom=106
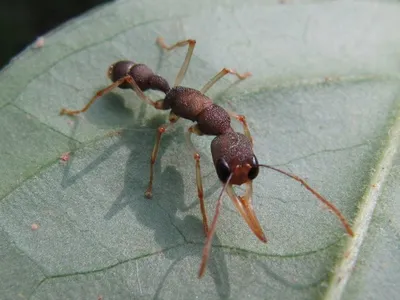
left=108, top=61, right=170, bottom=93
left=146, top=73, right=170, bottom=94
left=107, top=60, right=135, bottom=89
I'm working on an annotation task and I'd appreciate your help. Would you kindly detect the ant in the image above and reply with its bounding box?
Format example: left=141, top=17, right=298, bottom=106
left=60, top=37, right=354, bottom=278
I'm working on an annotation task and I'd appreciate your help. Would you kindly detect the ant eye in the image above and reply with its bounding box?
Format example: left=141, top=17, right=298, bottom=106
left=248, top=155, right=259, bottom=180
left=248, top=167, right=259, bottom=180
left=216, top=158, right=231, bottom=183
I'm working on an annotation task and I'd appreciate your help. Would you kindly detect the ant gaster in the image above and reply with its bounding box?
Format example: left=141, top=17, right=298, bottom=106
left=60, top=37, right=354, bottom=278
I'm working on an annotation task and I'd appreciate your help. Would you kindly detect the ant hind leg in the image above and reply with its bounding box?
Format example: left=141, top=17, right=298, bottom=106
left=156, top=37, right=196, bottom=87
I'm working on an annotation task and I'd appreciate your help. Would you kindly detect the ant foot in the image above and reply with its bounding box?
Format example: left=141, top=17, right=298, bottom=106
left=59, top=108, right=78, bottom=116
left=144, top=189, right=153, bottom=199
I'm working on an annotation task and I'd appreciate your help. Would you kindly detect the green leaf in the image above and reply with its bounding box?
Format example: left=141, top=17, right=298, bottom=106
left=1, top=1, right=399, bottom=299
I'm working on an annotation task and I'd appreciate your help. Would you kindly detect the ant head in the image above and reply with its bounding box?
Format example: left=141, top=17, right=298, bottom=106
left=211, top=132, right=259, bottom=185
left=211, top=131, right=266, bottom=243
left=107, top=61, right=170, bottom=93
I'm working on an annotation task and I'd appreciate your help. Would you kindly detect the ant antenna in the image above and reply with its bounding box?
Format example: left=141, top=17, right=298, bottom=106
left=258, top=164, right=354, bottom=237
left=198, top=172, right=233, bottom=278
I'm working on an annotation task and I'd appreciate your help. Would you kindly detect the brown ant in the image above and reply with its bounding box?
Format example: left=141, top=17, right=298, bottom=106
left=60, top=37, right=354, bottom=278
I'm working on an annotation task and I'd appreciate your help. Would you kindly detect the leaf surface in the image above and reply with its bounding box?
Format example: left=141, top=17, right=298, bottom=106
left=0, top=1, right=399, bottom=299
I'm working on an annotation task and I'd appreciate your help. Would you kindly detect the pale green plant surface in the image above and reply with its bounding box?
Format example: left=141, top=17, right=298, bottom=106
left=0, top=1, right=399, bottom=299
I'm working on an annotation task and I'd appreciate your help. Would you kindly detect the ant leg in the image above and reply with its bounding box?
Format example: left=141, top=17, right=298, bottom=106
left=229, top=111, right=253, bottom=146
left=145, top=112, right=180, bottom=198
left=156, top=37, right=196, bottom=87
left=185, top=124, right=209, bottom=235
left=200, top=68, right=251, bottom=94
left=60, top=75, right=165, bottom=116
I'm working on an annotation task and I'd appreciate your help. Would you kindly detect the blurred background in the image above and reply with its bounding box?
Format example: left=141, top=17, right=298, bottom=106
left=0, top=0, right=111, bottom=68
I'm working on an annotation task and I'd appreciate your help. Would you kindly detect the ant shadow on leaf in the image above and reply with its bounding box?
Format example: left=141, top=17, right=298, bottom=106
left=60, top=92, right=231, bottom=298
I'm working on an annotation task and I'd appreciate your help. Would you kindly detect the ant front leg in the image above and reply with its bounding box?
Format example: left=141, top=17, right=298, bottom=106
left=156, top=37, right=196, bottom=87
left=145, top=112, right=180, bottom=198
left=60, top=75, right=164, bottom=116
left=200, top=68, right=251, bottom=94
left=185, top=124, right=209, bottom=235
left=229, top=111, right=253, bottom=147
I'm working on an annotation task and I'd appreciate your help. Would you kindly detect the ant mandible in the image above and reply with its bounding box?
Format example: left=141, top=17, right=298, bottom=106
left=60, top=37, right=354, bottom=278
